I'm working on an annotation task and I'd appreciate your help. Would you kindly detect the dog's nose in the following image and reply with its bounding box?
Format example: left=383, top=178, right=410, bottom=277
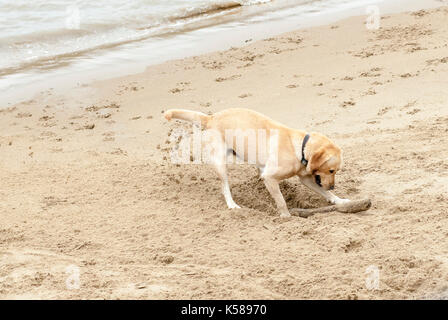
left=329, top=185, right=335, bottom=190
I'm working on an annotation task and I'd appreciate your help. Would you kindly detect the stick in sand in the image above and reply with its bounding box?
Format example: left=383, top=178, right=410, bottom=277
left=290, top=198, right=372, bottom=218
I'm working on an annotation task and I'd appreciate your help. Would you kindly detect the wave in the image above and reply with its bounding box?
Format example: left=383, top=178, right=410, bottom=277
left=0, top=0, right=275, bottom=77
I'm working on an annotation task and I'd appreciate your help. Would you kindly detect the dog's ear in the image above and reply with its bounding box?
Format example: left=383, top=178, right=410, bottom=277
left=306, top=147, right=327, bottom=173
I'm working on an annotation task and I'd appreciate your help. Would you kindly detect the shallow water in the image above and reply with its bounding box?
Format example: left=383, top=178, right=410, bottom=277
left=0, top=0, right=276, bottom=76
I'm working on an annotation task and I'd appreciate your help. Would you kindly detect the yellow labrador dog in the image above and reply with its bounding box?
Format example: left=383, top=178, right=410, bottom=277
left=165, top=108, right=349, bottom=217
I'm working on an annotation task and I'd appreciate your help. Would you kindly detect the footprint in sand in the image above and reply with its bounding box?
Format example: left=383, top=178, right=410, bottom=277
left=363, top=89, right=377, bottom=96
left=16, top=112, right=32, bottom=118
left=377, top=106, right=392, bottom=116
left=406, top=108, right=421, bottom=115
left=359, top=68, right=382, bottom=78
left=74, top=123, right=95, bottom=130
left=411, top=10, right=430, bottom=18
left=102, top=131, right=115, bottom=142
left=39, top=115, right=54, bottom=121
left=199, top=102, right=211, bottom=108
left=340, top=100, right=356, bottom=108
left=399, top=72, right=420, bottom=78
left=269, top=48, right=282, bottom=54
left=85, top=102, right=120, bottom=112
left=426, top=57, right=448, bottom=66
left=0, top=106, right=17, bottom=114
left=109, top=148, right=127, bottom=156
left=169, top=82, right=191, bottom=93
left=215, top=74, right=241, bottom=82
left=170, top=87, right=183, bottom=93
left=400, top=100, right=417, bottom=111
left=201, top=60, right=225, bottom=70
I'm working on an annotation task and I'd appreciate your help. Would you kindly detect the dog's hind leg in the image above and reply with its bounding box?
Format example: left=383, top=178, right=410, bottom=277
left=214, top=162, right=240, bottom=209
left=207, top=133, right=240, bottom=209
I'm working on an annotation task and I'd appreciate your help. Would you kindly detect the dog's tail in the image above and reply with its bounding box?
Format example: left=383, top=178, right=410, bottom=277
left=164, top=109, right=211, bottom=126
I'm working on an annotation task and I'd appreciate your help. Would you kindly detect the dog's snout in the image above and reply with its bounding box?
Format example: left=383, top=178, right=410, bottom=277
left=329, top=185, right=335, bottom=190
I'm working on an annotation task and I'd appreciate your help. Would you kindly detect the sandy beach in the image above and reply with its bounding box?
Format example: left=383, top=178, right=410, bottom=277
left=1, top=6, right=448, bottom=299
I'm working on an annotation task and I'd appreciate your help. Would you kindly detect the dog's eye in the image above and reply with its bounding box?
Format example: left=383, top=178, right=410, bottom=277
left=329, top=170, right=335, bottom=174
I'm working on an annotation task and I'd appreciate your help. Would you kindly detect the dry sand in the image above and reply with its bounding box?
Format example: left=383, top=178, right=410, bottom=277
left=1, top=7, right=448, bottom=299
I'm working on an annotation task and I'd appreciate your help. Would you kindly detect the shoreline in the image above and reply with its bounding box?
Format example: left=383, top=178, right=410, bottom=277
left=1, top=0, right=445, bottom=107
left=1, top=5, right=448, bottom=299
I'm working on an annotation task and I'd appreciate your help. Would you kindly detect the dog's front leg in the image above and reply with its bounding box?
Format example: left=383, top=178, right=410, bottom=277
left=299, top=175, right=350, bottom=205
left=263, top=176, right=291, bottom=217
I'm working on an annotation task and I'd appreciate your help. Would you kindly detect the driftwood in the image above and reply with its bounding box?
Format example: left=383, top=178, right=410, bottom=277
left=290, top=198, right=372, bottom=218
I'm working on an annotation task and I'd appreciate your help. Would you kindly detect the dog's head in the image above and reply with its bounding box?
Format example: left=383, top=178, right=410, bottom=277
left=306, top=134, right=343, bottom=190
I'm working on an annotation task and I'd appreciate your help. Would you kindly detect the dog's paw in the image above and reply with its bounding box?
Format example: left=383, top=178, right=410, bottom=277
left=228, top=203, right=241, bottom=209
left=331, top=198, right=350, bottom=205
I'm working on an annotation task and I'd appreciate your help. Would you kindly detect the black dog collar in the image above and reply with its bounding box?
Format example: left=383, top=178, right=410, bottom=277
left=301, top=133, right=310, bottom=166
